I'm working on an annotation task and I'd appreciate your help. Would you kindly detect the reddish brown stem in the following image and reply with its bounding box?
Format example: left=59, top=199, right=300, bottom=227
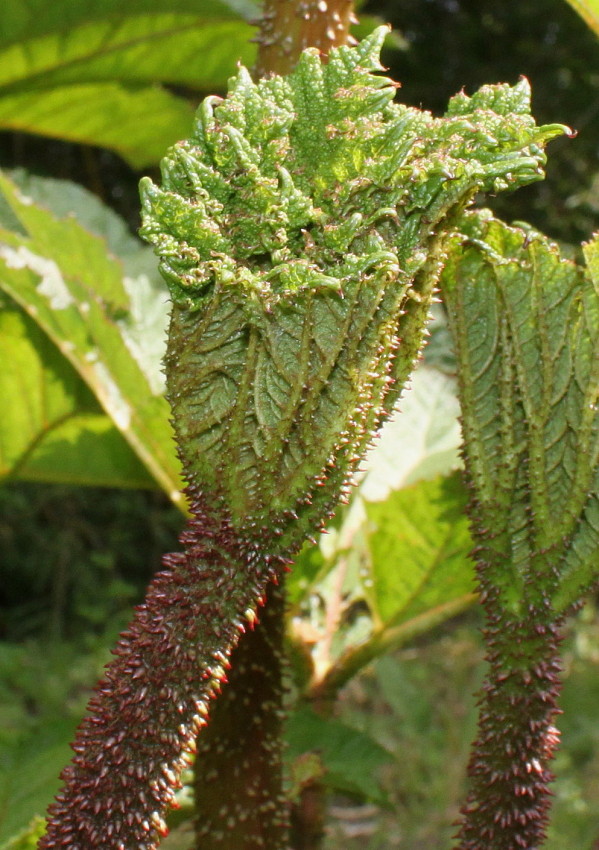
left=188, top=7, right=359, bottom=850
left=193, top=582, right=288, bottom=848
left=455, top=596, right=564, bottom=850
left=290, top=781, right=328, bottom=850
left=255, top=0, right=356, bottom=77
left=39, top=488, right=286, bottom=850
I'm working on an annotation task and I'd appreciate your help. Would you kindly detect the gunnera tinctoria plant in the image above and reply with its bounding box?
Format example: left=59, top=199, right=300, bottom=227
left=39, top=27, right=565, bottom=850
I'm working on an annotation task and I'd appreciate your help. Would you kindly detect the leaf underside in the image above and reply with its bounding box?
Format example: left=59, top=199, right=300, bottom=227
left=442, top=210, right=599, bottom=614
left=141, top=26, right=566, bottom=533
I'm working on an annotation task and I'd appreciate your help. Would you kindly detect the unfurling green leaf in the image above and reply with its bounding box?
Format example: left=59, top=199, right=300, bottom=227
left=442, top=211, right=599, bottom=849
left=39, top=29, right=568, bottom=850
left=442, top=211, right=599, bottom=614
left=141, top=26, right=565, bottom=531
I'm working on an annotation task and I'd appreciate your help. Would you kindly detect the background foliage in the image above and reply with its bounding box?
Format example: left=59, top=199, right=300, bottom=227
left=1, top=1, right=599, bottom=848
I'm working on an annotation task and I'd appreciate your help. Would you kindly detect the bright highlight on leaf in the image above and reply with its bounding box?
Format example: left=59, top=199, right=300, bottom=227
left=0, top=0, right=257, bottom=166
left=0, top=173, right=181, bottom=498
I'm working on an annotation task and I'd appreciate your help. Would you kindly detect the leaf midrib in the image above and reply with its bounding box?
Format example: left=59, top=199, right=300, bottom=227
left=0, top=14, right=246, bottom=93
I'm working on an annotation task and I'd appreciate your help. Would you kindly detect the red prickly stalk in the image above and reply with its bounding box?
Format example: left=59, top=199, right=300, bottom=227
left=455, top=587, right=564, bottom=849
left=442, top=212, right=599, bottom=849
left=193, top=583, right=288, bottom=849
left=39, top=487, right=287, bottom=849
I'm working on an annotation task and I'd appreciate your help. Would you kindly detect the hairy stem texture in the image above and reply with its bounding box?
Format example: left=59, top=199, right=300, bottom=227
left=193, top=582, right=288, bottom=848
left=255, top=0, right=356, bottom=77
left=456, top=596, right=563, bottom=849
left=40, top=489, right=288, bottom=850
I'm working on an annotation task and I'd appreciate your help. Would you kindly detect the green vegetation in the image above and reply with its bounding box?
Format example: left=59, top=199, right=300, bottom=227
left=0, top=2, right=598, bottom=849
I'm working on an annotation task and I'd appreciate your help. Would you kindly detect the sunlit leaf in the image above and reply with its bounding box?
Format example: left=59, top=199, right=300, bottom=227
left=562, top=0, right=599, bottom=37
left=358, top=365, right=462, bottom=502
left=0, top=85, right=194, bottom=170
left=289, top=357, right=464, bottom=605
left=365, top=472, right=475, bottom=626
left=0, top=1, right=257, bottom=165
left=0, top=817, right=46, bottom=850
left=0, top=297, right=156, bottom=488
left=0, top=172, right=183, bottom=503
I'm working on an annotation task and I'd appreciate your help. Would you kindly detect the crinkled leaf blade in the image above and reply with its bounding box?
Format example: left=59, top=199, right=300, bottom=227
left=441, top=212, right=599, bottom=613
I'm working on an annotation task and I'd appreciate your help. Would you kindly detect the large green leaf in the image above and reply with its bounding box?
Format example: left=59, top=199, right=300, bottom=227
left=365, top=472, right=475, bottom=626
left=0, top=172, right=183, bottom=503
left=0, top=0, right=257, bottom=44
left=0, top=85, right=194, bottom=170
left=562, top=0, right=599, bottom=37
left=0, top=1, right=257, bottom=166
left=0, top=296, right=155, bottom=488
left=0, top=722, right=76, bottom=848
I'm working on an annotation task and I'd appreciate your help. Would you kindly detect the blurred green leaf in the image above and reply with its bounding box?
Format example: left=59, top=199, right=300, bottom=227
left=358, top=366, right=462, bottom=502
left=0, top=1, right=257, bottom=165
left=0, top=298, right=156, bottom=488
left=289, top=361, right=474, bottom=697
left=286, top=707, right=393, bottom=805
left=0, top=722, right=76, bottom=847
left=0, top=0, right=257, bottom=44
left=290, top=362, right=463, bottom=608
left=8, top=169, right=146, bottom=260
left=0, top=817, right=46, bottom=850
left=0, top=172, right=183, bottom=502
left=562, top=0, right=599, bottom=37
left=365, top=472, right=475, bottom=626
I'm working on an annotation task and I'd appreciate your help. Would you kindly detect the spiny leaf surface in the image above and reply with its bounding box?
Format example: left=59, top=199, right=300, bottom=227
left=141, top=26, right=566, bottom=529
left=442, top=211, right=599, bottom=614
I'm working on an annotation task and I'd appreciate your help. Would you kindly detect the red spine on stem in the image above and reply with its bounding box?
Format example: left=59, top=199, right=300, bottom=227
left=39, top=487, right=287, bottom=850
